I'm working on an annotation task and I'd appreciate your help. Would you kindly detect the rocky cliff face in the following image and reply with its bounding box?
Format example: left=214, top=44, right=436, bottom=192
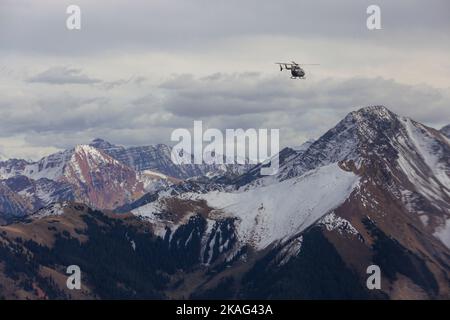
left=440, top=124, right=450, bottom=138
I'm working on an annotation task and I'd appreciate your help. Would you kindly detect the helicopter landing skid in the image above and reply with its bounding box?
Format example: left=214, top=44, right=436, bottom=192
left=291, top=77, right=306, bottom=80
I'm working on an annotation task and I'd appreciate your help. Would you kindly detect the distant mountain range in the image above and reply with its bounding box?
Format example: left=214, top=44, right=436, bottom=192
left=0, top=139, right=249, bottom=218
left=0, top=106, right=449, bottom=299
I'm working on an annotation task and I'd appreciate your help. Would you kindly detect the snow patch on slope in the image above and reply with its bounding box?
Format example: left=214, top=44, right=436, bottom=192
left=137, top=170, right=174, bottom=193
left=22, top=150, right=72, bottom=181
left=133, top=201, right=196, bottom=239
left=434, top=218, right=450, bottom=249
left=318, top=212, right=358, bottom=235
left=31, top=202, right=67, bottom=219
left=182, top=163, right=359, bottom=250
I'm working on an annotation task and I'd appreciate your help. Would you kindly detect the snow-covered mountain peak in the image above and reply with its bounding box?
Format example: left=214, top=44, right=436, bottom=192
left=72, top=144, right=121, bottom=168
left=349, top=105, right=396, bottom=122
left=338, top=105, right=401, bottom=143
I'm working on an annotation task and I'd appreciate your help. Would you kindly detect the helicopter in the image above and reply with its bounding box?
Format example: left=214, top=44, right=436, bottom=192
left=275, top=61, right=319, bottom=79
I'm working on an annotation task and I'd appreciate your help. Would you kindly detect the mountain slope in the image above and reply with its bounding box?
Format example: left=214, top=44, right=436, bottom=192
left=3, top=175, right=75, bottom=212
left=0, top=183, right=32, bottom=218
left=133, top=162, right=359, bottom=251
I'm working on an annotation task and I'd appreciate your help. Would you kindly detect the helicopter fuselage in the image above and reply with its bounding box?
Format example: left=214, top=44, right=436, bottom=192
left=291, top=66, right=305, bottom=78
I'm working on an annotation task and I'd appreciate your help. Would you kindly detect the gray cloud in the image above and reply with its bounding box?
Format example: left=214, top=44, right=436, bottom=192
left=102, top=76, right=147, bottom=90
left=0, top=1, right=449, bottom=159
left=160, top=73, right=450, bottom=123
left=26, top=66, right=144, bottom=90
left=27, top=66, right=101, bottom=85
left=1, top=71, right=449, bottom=159
left=1, top=0, right=449, bottom=55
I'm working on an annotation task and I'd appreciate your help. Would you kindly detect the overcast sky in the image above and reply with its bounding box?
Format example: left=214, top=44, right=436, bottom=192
left=0, top=0, right=449, bottom=160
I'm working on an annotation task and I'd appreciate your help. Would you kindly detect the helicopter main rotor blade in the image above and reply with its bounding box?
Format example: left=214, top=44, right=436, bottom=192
left=275, top=62, right=320, bottom=66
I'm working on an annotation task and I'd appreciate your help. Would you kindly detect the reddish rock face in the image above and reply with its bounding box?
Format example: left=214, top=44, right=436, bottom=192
left=62, top=145, right=145, bottom=210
